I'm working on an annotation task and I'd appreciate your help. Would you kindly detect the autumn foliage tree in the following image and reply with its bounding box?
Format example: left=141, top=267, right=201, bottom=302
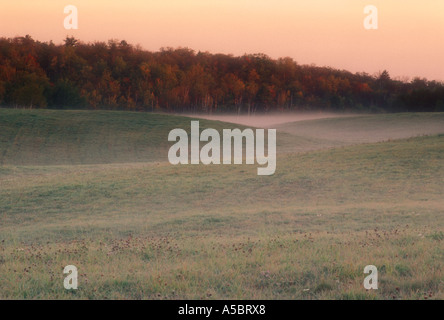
left=0, top=35, right=443, bottom=113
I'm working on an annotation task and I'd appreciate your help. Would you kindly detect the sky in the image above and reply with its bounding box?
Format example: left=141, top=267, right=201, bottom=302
left=1, top=0, right=443, bottom=81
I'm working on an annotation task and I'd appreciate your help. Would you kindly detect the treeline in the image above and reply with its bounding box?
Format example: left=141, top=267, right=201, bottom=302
left=1, top=35, right=443, bottom=113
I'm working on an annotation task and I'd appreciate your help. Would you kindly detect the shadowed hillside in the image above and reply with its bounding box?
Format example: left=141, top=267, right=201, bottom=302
left=2, top=109, right=444, bottom=165
left=0, top=109, right=249, bottom=165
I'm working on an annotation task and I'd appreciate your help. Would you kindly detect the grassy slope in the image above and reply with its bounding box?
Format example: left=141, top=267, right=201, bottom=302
left=0, top=109, right=443, bottom=299
left=276, top=112, right=444, bottom=152
left=0, top=109, right=255, bottom=166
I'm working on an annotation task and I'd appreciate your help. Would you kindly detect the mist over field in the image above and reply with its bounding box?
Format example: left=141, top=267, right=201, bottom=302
left=188, top=112, right=444, bottom=153
left=185, top=112, right=353, bottom=128
left=1, top=0, right=443, bottom=305
left=1, top=108, right=443, bottom=300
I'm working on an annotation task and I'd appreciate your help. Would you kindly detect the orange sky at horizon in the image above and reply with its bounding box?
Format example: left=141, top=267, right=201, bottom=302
left=1, top=0, right=443, bottom=81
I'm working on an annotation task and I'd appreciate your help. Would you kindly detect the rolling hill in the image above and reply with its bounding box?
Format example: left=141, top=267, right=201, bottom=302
left=0, top=109, right=443, bottom=299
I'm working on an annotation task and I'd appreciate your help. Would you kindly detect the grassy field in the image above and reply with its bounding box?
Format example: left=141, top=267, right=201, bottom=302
left=0, top=109, right=251, bottom=166
left=0, top=109, right=443, bottom=299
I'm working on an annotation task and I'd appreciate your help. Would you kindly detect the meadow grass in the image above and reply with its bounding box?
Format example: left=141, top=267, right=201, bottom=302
left=0, top=108, right=251, bottom=166
left=0, top=109, right=443, bottom=299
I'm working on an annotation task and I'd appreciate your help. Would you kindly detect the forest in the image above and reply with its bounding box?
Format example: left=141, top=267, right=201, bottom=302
left=1, top=35, right=443, bottom=113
